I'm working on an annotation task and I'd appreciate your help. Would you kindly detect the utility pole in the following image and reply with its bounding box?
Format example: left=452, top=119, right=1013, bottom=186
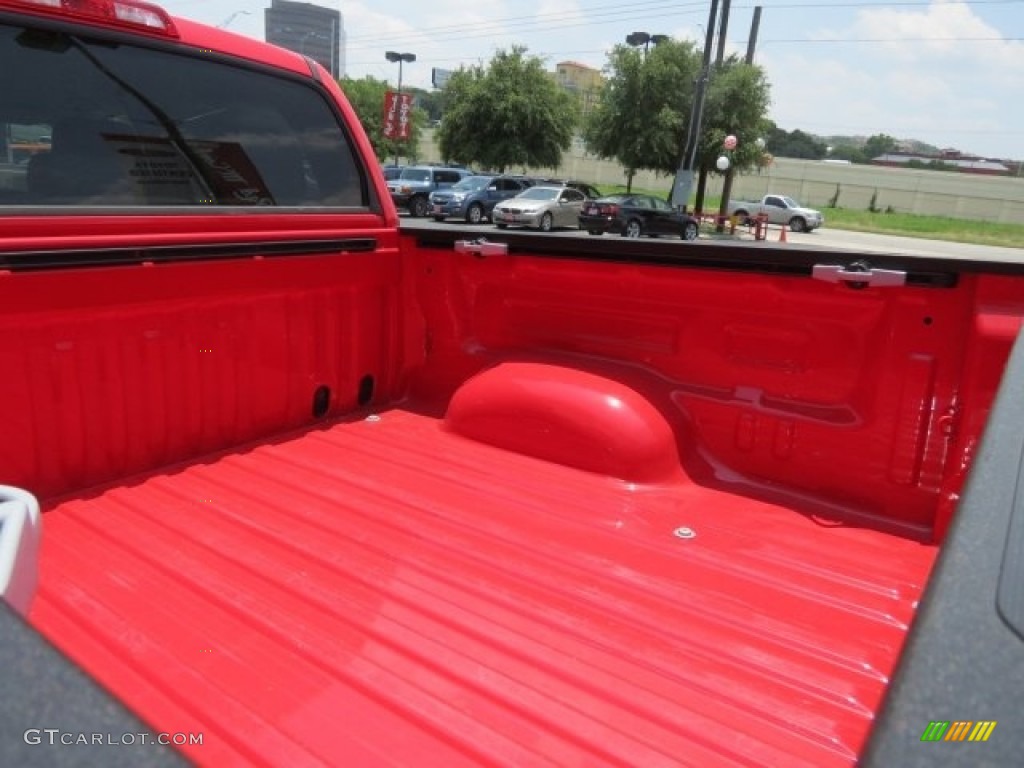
left=717, top=5, right=762, bottom=228
left=716, top=0, right=731, bottom=66
left=670, top=0, right=720, bottom=211
left=746, top=6, right=762, bottom=65
left=696, top=0, right=734, bottom=214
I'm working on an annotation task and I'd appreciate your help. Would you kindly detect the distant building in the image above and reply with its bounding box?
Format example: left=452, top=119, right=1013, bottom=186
left=553, top=61, right=603, bottom=118
left=872, top=152, right=1010, bottom=176
left=265, top=0, right=344, bottom=78
left=432, top=68, right=453, bottom=89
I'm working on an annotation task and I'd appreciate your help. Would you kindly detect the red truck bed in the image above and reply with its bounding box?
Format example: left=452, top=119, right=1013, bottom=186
left=1, top=4, right=1020, bottom=765
left=32, top=400, right=935, bottom=768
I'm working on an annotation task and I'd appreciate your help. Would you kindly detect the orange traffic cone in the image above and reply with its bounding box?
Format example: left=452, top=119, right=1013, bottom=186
left=778, top=224, right=787, bottom=243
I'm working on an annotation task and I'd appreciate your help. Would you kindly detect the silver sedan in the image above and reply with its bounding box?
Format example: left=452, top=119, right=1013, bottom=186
left=491, top=186, right=587, bottom=232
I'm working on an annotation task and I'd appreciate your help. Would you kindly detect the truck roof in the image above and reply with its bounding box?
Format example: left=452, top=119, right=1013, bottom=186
left=0, top=0, right=313, bottom=77
left=170, top=17, right=314, bottom=77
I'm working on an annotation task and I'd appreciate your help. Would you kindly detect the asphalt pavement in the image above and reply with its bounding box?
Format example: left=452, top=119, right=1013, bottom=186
left=779, top=226, right=1024, bottom=263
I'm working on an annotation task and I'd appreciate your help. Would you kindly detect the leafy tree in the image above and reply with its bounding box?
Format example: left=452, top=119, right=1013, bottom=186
left=438, top=47, right=577, bottom=171
left=584, top=40, right=701, bottom=190
left=763, top=127, right=826, bottom=160
left=763, top=120, right=786, bottom=149
left=862, top=133, right=899, bottom=161
left=585, top=46, right=770, bottom=204
left=339, top=75, right=426, bottom=163
left=697, top=57, right=772, bottom=170
left=582, top=44, right=644, bottom=190
left=693, top=56, right=772, bottom=214
left=411, top=88, right=445, bottom=124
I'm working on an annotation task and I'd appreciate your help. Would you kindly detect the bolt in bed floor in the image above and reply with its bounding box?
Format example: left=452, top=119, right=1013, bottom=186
left=29, top=401, right=936, bottom=767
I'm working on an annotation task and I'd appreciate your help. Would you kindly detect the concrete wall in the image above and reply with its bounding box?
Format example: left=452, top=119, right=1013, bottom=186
left=718, top=158, right=1024, bottom=224
left=417, top=130, right=1024, bottom=224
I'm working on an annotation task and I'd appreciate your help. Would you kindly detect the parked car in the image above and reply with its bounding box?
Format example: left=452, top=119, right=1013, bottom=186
left=428, top=174, right=534, bottom=224
left=726, top=194, right=824, bottom=232
left=386, top=165, right=472, bottom=217
left=579, top=194, right=701, bottom=240
left=491, top=185, right=588, bottom=231
left=537, top=178, right=602, bottom=200
left=381, top=164, right=404, bottom=181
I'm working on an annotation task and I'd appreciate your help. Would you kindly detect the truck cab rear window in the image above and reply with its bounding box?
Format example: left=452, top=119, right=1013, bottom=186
left=0, top=23, right=366, bottom=208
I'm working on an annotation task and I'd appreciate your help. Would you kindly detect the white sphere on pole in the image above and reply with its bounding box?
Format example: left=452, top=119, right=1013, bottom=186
left=755, top=137, right=766, bottom=150
left=716, top=155, right=730, bottom=171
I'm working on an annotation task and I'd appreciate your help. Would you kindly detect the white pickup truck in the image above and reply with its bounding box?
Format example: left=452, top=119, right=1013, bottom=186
left=727, top=194, right=825, bottom=232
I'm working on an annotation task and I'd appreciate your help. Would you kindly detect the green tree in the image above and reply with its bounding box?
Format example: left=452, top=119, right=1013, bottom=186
left=696, top=57, right=771, bottom=217
left=339, top=75, right=426, bottom=164
left=862, top=133, right=899, bottom=161
left=764, top=126, right=826, bottom=160
left=585, top=46, right=770, bottom=204
left=584, top=39, right=701, bottom=190
left=697, top=58, right=772, bottom=170
left=412, top=88, right=445, bottom=124
left=438, top=47, right=577, bottom=171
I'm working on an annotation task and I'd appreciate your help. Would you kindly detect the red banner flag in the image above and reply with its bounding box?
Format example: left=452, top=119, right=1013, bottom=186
left=382, top=91, right=414, bottom=140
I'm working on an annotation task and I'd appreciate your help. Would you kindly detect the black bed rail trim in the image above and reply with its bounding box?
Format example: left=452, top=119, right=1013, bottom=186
left=0, top=238, right=378, bottom=272
left=404, top=225, right=1024, bottom=288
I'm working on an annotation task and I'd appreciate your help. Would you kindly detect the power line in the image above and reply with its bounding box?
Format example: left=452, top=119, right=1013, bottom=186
left=343, top=1, right=708, bottom=45
left=345, top=0, right=1024, bottom=46
left=345, top=32, right=1022, bottom=70
left=735, top=0, right=1023, bottom=7
left=760, top=36, right=1024, bottom=43
left=344, top=0, right=1023, bottom=62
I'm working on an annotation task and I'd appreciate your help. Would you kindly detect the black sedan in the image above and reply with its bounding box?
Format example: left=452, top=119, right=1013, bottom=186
left=579, top=194, right=700, bottom=240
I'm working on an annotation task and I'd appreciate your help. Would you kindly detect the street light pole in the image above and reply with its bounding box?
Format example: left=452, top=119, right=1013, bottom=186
left=385, top=51, right=416, bottom=166
left=626, top=31, right=668, bottom=58
left=218, top=10, right=250, bottom=29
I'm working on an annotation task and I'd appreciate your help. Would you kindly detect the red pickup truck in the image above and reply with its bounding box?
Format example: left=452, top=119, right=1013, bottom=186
left=1, top=2, right=1022, bottom=767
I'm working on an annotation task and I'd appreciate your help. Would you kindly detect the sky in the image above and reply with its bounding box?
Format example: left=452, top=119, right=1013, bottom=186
left=156, top=0, right=1024, bottom=160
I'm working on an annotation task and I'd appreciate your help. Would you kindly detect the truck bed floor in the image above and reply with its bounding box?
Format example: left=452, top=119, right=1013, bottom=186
left=30, top=403, right=936, bottom=767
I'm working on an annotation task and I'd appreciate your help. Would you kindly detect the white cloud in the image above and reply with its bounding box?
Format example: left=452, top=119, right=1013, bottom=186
left=536, top=0, right=585, bottom=26
left=885, top=70, right=951, bottom=105
left=857, top=0, right=996, bottom=60
left=143, top=0, right=1024, bottom=158
left=766, top=1, right=1024, bottom=156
